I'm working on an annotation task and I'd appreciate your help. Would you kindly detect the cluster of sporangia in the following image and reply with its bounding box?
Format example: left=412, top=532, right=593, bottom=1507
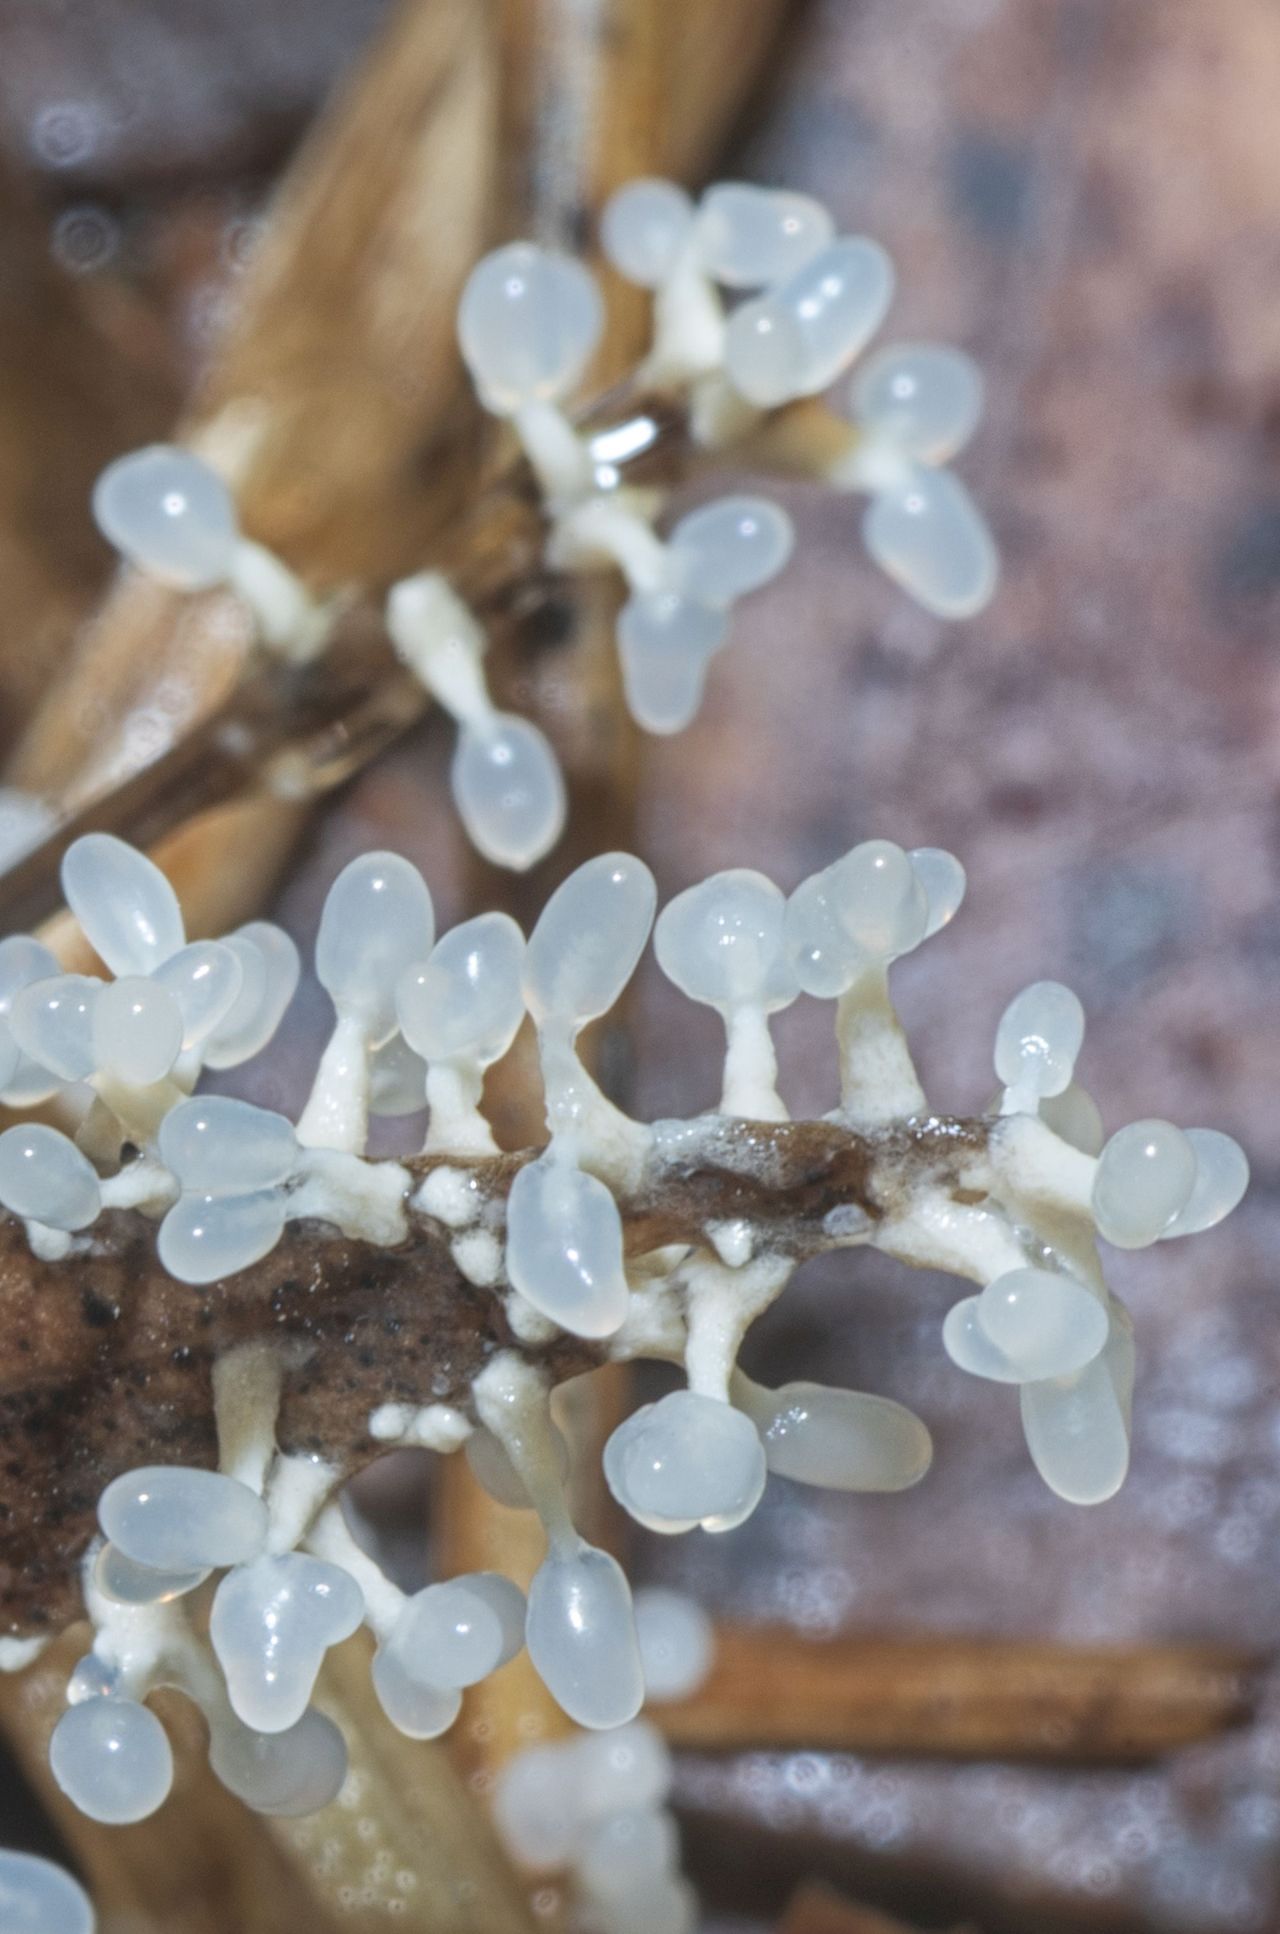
left=0, top=823, right=1248, bottom=1902
left=91, top=176, right=998, bottom=874
left=0, top=182, right=1246, bottom=1934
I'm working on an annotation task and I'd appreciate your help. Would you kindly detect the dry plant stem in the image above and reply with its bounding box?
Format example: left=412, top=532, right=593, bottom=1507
left=195, top=0, right=498, bottom=580
left=286, top=1637, right=539, bottom=1934
left=0, top=1112, right=955, bottom=1639
left=660, top=1627, right=1262, bottom=1765
left=0, top=164, right=178, bottom=762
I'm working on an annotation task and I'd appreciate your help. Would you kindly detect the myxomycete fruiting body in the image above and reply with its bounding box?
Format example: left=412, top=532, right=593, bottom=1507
left=0, top=175, right=1244, bottom=1934
left=0, top=825, right=1246, bottom=1842
left=89, top=174, right=998, bottom=884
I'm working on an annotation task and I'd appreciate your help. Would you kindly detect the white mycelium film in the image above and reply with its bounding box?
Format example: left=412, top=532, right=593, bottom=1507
left=0, top=824, right=1249, bottom=1846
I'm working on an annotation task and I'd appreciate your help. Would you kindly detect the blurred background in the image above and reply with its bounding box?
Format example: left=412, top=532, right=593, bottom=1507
left=2, top=1, right=1280, bottom=1929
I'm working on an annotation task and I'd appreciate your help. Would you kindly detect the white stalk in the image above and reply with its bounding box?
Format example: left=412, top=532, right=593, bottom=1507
left=688, top=370, right=765, bottom=450
left=306, top=1502, right=405, bottom=1644
left=680, top=1253, right=793, bottom=1402
left=874, top=1186, right=1030, bottom=1285
left=213, top=1343, right=283, bottom=1496
left=538, top=1023, right=652, bottom=1191
left=512, top=399, right=594, bottom=507
left=99, top=1160, right=179, bottom=1216
left=824, top=425, right=912, bottom=498
left=547, top=497, right=670, bottom=594
left=999, top=1077, right=1041, bottom=1116
left=385, top=572, right=495, bottom=728
left=82, top=1567, right=183, bottom=1702
left=834, top=963, right=926, bottom=1124
left=424, top=1060, right=496, bottom=1155
left=296, top=1010, right=373, bottom=1152
left=989, top=1114, right=1098, bottom=1220
left=473, top=1353, right=578, bottom=1557
left=642, top=250, right=726, bottom=389
left=226, top=537, right=328, bottom=662
left=719, top=1003, right=787, bottom=1120
left=264, top=1451, right=338, bottom=1555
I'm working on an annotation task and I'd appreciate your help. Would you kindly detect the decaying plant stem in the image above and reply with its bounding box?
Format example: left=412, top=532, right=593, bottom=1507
left=0, top=1112, right=975, bottom=1639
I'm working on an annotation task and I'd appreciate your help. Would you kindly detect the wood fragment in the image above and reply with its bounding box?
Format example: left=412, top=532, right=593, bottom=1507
left=660, top=1625, right=1264, bottom=1765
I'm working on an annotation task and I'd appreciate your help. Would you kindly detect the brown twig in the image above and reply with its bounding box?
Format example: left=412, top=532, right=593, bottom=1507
left=660, top=1626, right=1263, bottom=1766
